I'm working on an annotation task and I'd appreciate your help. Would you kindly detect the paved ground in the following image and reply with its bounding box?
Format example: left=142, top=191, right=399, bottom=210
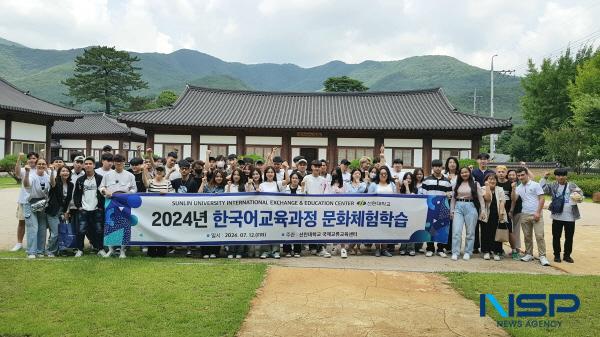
left=237, top=267, right=509, bottom=337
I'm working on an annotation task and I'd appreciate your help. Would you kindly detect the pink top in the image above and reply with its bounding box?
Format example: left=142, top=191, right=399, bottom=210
left=451, top=181, right=484, bottom=212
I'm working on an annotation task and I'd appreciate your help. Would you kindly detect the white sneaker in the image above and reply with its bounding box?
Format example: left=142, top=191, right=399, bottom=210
left=235, top=255, right=242, bottom=259
left=521, top=254, right=534, bottom=262
left=75, top=250, right=83, bottom=258
left=227, top=255, right=233, bottom=259
left=10, top=243, right=23, bottom=252
left=310, top=249, right=318, bottom=255
left=451, top=254, right=458, bottom=261
left=142, top=247, right=148, bottom=253
left=409, top=250, right=416, bottom=256
left=46, top=253, right=55, bottom=258
left=463, top=253, right=471, bottom=261
left=27, top=254, right=36, bottom=259
left=318, top=249, right=331, bottom=258
left=340, top=248, right=348, bottom=258
left=285, top=253, right=292, bottom=257
left=438, top=251, right=447, bottom=258
left=202, top=255, right=209, bottom=259
left=540, top=256, right=550, bottom=266
left=294, top=253, right=301, bottom=258
left=272, top=252, right=281, bottom=259
left=260, top=252, right=268, bottom=259
left=209, top=254, right=216, bottom=259
left=119, top=251, right=126, bottom=259
left=493, top=254, right=501, bottom=261
left=483, top=253, right=491, bottom=260
left=103, top=249, right=114, bottom=258
left=425, top=251, right=433, bottom=257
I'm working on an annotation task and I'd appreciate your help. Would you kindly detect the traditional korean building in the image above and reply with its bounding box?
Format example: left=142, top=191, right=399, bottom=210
left=0, top=77, right=83, bottom=159
left=52, top=113, right=146, bottom=161
left=119, top=85, right=512, bottom=173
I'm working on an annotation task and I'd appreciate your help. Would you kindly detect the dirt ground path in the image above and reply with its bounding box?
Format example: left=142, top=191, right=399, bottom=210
left=237, top=267, right=508, bottom=337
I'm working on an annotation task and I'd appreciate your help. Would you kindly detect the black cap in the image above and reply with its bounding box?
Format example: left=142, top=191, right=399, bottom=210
left=273, top=156, right=283, bottom=163
left=292, top=155, right=302, bottom=163
left=340, top=159, right=350, bottom=165
left=554, top=168, right=568, bottom=176
left=431, top=159, right=443, bottom=167
left=477, top=153, right=490, bottom=160
left=227, top=154, right=237, bottom=160
left=129, top=157, right=143, bottom=166
left=178, top=160, right=190, bottom=168
left=310, top=159, right=321, bottom=166
left=102, top=145, right=113, bottom=152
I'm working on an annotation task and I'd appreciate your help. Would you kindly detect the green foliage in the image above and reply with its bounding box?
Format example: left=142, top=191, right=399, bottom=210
left=458, top=158, right=477, bottom=169
left=0, top=154, right=18, bottom=180
left=323, top=75, right=368, bottom=92
left=543, top=125, right=595, bottom=174
left=188, top=75, right=253, bottom=90
left=239, top=154, right=264, bottom=164
left=574, top=179, right=600, bottom=196
left=62, top=46, right=148, bottom=114
left=125, top=90, right=179, bottom=112
left=155, top=90, right=178, bottom=107
left=349, top=159, right=361, bottom=170
left=517, top=47, right=595, bottom=159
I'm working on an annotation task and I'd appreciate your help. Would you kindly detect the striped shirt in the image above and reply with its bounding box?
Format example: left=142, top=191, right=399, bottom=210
left=148, top=179, right=174, bottom=193
left=421, top=175, right=452, bottom=196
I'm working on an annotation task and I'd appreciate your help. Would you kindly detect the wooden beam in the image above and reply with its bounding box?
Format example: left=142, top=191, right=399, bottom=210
left=45, top=123, right=52, bottom=162
left=423, top=137, right=432, bottom=175
left=4, top=116, right=11, bottom=156
left=471, top=136, right=481, bottom=159
left=281, top=134, right=291, bottom=163
left=146, top=130, right=155, bottom=152
left=236, top=133, right=245, bottom=157
left=374, top=136, right=384, bottom=159
left=86, top=139, right=92, bottom=157
left=191, top=130, right=200, bottom=159
left=327, top=136, right=336, bottom=164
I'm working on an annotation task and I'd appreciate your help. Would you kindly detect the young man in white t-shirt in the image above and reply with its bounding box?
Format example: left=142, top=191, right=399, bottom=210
left=515, top=167, right=549, bottom=266
left=302, top=160, right=330, bottom=257
left=98, top=154, right=137, bottom=258
left=95, top=153, right=114, bottom=176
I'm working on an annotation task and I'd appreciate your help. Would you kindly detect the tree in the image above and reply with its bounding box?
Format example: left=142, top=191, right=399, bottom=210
left=323, top=76, right=368, bottom=92
left=63, top=46, right=148, bottom=115
left=155, top=90, right=178, bottom=107
left=518, top=47, right=594, bottom=159
left=543, top=126, right=594, bottom=174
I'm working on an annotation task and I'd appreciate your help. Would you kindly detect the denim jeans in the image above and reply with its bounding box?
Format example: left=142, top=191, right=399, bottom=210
left=46, top=214, right=60, bottom=254
left=78, top=209, right=104, bottom=250
left=452, top=201, right=479, bottom=255
left=24, top=202, right=47, bottom=255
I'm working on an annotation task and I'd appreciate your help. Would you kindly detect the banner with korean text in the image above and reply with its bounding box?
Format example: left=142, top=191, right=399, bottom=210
left=103, top=192, right=451, bottom=246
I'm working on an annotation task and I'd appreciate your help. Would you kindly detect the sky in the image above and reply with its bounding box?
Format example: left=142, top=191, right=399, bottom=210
left=0, top=0, right=599, bottom=74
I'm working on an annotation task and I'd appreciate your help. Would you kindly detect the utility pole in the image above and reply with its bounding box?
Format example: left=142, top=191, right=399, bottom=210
left=490, top=54, right=515, bottom=155
left=472, top=88, right=482, bottom=114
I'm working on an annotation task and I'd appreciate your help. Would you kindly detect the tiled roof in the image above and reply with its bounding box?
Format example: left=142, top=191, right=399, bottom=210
left=52, top=113, right=146, bottom=137
left=119, top=85, right=512, bottom=131
left=0, top=77, right=83, bottom=118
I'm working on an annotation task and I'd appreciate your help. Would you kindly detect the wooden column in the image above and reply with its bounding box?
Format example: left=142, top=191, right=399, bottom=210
left=85, top=139, right=92, bottom=157
left=4, top=117, right=11, bottom=156
left=327, top=135, right=336, bottom=164
left=146, top=130, right=155, bottom=152
left=191, top=130, right=200, bottom=159
left=118, top=138, right=124, bottom=157
left=423, top=136, right=432, bottom=175
left=281, top=134, right=291, bottom=163
left=45, top=122, right=52, bottom=162
left=236, top=133, right=245, bottom=157
left=471, top=135, right=481, bottom=159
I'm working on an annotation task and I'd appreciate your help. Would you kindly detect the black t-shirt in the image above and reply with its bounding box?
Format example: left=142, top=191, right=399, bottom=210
left=172, top=176, right=200, bottom=194
left=128, top=170, right=146, bottom=193
left=497, top=180, right=512, bottom=214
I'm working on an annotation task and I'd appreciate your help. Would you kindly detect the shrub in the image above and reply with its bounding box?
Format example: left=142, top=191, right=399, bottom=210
left=239, top=154, right=265, bottom=164
left=458, top=158, right=477, bottom=170
left=0, top=154, right=20, bottom=182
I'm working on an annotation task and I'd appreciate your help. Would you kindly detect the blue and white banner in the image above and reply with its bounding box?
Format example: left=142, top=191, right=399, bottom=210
left=103, top=193, right=451, bottom=246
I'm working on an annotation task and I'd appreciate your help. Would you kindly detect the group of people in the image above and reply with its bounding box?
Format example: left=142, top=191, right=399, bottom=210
left=10, top=145, right=583, bottom=266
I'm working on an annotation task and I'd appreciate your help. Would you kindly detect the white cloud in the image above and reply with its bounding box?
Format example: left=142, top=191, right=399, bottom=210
left=0, top=0, right=598, bottom=73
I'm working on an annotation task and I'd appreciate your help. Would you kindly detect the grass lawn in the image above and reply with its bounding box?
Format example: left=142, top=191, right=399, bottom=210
left=0, top=251, right=267, bottom=337
left=444, top=272, right=600, bottom=337
left=0, top=176, right=19, bottom=189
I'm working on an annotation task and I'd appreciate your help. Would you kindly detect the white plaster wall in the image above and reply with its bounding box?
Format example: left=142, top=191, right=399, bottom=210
left=155, top=134, right=191, bottom=144
left=59, top=139, right=86, bottom=148
left=200, top=145, right=208, bottom=158
left=337, top=138, right=375, bottom=147
left=318, top=148, right=327, bottom=160
left=91, top=140, right=119, bottom=149
left=0, top=140, right=4, bottom=158
left=183, top=145, right=191, bottom=158
left=291, top=137, right=328, bottom=146
left=384, top=138, right=423, bottom=148
left=414, top=149, right=423, bottom=167
left=291, top=147, right=300, bottom=159
left=245, top=136, right=282, bottom=145
left=228, top=145, right=237, bottom=155
left=199, top=135, right=236, bottom=144
left=12, top=122, right=46, bottom=142
left=0, top=119, right=5, bottom=138
left=432, top=139, right=471, bottom=149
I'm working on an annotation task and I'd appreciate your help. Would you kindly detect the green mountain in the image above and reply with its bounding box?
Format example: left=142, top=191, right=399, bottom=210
left=0, top=37, right=522, bottom=120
